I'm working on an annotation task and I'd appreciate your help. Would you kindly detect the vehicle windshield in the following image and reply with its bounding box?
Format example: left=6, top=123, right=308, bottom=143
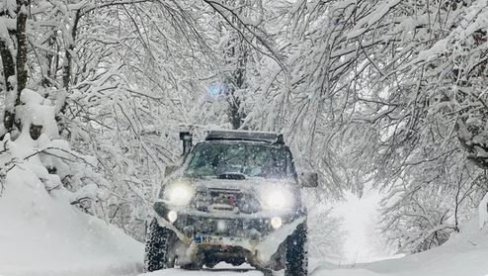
left=184, top=142, right=295, bottom=179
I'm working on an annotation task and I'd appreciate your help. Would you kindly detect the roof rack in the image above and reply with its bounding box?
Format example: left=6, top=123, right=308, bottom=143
left=205, top=130, right=284, bottom=144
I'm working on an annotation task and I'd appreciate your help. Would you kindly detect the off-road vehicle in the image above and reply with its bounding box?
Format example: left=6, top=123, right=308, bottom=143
left=144, top=130, right=318, bottom=275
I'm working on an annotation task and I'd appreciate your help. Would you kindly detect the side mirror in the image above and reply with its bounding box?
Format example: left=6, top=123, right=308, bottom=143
left=298, top=171, right=319, bottom=188
left=164, top=164, right=179, bottom=177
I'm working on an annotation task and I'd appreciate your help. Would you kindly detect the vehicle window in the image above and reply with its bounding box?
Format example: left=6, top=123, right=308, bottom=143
left=184, top=142, right=294, bottom=178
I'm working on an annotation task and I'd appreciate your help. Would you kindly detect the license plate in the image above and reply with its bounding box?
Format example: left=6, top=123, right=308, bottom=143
left=194, top=235, right=204, bottom=244
left=194, top=235, right=243, bottom=245
left=194, top=235, right=213, bottom=244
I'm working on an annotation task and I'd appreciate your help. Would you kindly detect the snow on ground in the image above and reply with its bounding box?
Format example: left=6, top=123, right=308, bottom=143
left=142, top=268, right=264, bottom=276
left=0, top=168, right=144, bottom=276
left=140, top=263, right=265, bottom=276
left=142, top=270, right=263, bottom=276
left=312, top=218, right=488, bottom=276
left=331, top=187, right=395, bottom=263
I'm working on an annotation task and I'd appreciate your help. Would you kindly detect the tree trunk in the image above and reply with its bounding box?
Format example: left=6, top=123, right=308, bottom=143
left=0, top=38, right=17, bottom=133
left=0, top=6, right=19, bottom=134
left=63, top=9, right=81, bottom=91
left=16, top=0, right=29, bottom=95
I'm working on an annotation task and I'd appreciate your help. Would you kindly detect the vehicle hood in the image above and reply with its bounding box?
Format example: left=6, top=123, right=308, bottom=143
left=184, top=177, right=297, bottom=193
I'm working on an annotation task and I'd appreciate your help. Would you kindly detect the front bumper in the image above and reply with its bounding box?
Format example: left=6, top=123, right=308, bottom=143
left=153, top=201, right=306, bottom=267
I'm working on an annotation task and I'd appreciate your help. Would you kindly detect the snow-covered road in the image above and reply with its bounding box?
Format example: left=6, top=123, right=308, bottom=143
left=141, top=268, right=265, bottom=276
left=139, top=264, right=269, bottom=276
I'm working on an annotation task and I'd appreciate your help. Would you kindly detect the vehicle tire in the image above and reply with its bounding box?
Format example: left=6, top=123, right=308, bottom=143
left=181, top=263, right=202, bottom=270
left=144, top=219, right=176, bottom=272
left=203, top=258, right=219, bottom=269
left=284, top=223, right=308, bottom=276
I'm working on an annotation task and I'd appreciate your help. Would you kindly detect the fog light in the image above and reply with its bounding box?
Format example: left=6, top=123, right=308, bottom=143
left=271, top=217, right=282, bottom=229
left=217, top=220, right=227, bottom=232
left=167, top=210, right=178, bottom=223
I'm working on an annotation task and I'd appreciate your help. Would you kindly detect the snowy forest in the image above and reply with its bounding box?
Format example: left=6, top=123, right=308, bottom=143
left=1, top=0, right=488, bottom=275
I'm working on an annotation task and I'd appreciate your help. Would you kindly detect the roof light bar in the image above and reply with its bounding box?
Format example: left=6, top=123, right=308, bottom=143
left=205, top=130, right=284, bottom=144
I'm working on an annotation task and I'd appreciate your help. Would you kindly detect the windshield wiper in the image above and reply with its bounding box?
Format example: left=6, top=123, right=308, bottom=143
left=217, top=172, right=246, bottom=180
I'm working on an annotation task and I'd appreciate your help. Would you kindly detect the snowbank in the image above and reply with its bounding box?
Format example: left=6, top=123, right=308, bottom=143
left=0, top=88, right=143, bottom=276
left=312, top=218, right=488, bottom=276
left=0, top=167, right=144, bottom=276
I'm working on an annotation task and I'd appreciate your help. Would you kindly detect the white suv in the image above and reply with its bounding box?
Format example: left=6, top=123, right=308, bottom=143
left=144, top=130, right=317, bottom=275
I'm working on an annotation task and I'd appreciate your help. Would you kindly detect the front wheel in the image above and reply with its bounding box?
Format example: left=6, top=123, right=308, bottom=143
left=284, top=223, right=308, bottom=276
left=144, top=219, right=176, bottom=272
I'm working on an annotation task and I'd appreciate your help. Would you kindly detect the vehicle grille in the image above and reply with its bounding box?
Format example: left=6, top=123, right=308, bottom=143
left=184, top=216, right=270, bottom=237
left=191, top=188, right=261, bottom=214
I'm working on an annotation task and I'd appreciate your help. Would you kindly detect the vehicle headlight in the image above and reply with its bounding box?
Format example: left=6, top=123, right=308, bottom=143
left=260, top=187, right=295, bottom=211
left=161, top=180, right=195, bottom=206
